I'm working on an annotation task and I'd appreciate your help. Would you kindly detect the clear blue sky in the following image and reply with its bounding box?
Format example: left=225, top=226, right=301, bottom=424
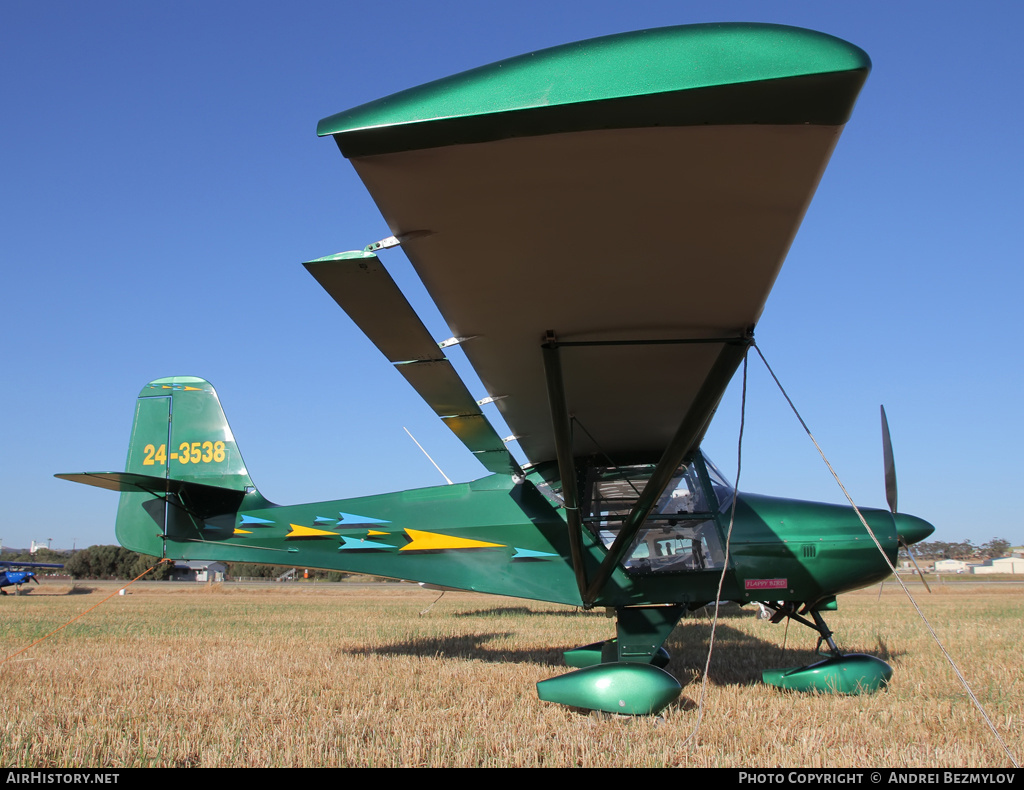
left=2, top=1, right=1021, bottom=551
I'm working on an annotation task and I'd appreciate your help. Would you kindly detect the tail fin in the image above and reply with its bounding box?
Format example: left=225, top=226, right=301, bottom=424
left=125, top=376, right=254, bottom=490
left=58, top=377, right=265, bottom=557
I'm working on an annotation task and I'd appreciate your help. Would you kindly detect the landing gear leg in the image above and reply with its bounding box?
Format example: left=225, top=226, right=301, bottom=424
left=761, top=603, right=892, bottom=694
left=809, top=609, right=841, bottom=656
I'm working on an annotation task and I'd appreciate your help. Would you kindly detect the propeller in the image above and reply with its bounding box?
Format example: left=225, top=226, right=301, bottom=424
left=882, top=405, right=931, bottom=593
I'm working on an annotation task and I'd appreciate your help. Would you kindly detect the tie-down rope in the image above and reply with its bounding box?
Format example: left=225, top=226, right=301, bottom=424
left=681, top=351, right=749, bottom=748
left=750, top=343, right=1018, bottom=768
left=0, top=558, right=173, bottom=667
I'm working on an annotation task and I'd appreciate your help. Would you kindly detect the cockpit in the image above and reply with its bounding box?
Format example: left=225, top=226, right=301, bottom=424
left=581, top=452, right=734, bottom=575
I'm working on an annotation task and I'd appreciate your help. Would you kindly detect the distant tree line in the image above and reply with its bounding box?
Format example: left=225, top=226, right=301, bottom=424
left=0, top=547, right=67, bottom=566
left=227, top=562, right=350, bottom=582
left=63, top=550, right=353, bottom=582
left=56, top=548, right=355, bottom=582
left=900, top=538, right=1013, bottom=561
left=63, top=545, right=174, bottom=580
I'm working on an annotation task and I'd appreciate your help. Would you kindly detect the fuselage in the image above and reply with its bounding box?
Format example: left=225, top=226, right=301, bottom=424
left=0, top=570, right=37, bottom=589
left=150, top=451, right=934, bottom=611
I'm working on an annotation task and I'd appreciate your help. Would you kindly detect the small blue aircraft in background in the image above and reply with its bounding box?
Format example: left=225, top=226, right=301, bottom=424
left=0, top=562, right=64, bottom=595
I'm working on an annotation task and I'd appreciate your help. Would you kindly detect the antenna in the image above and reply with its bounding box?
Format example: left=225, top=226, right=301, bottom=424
left=403, top=427, right=454, bottom=485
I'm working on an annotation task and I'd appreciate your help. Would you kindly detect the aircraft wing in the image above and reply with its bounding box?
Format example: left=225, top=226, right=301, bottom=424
left=317, top=23, right=869, bottom=468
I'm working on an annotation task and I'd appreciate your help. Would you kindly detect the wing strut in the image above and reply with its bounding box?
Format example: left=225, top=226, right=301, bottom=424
left=545, top=331, right=753, bottom=606
left=541, top=332, right=589, bottom=600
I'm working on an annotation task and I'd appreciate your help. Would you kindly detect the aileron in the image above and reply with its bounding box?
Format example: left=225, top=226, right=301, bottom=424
left=304, top=251, right=444, bottom=363
left=305, top=251, right=522, bottom=478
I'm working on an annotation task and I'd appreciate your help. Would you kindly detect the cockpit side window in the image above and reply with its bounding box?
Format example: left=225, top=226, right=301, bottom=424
left=582, top=456, right=726, bottom=575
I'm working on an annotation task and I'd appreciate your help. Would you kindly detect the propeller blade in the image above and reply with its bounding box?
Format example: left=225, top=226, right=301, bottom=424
left=900, top=538, right=932, bottom=594
left=881, top=405, right=897, bottom=515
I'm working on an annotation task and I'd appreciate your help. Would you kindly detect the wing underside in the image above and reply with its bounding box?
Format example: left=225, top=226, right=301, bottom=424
left=315, top=23, right=869, bottom=470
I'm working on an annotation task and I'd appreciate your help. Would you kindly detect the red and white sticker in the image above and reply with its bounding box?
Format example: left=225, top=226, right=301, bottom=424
left=744, top=578, right=787, bottom=590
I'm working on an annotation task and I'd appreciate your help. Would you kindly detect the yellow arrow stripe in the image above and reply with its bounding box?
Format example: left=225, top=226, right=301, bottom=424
left=399, top=528, right=506, bottom=552
left=286, top=524, right=340, bottom=539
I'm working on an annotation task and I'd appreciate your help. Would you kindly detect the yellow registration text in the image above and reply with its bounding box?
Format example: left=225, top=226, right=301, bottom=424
left=142, top=441, right=226, bottom=465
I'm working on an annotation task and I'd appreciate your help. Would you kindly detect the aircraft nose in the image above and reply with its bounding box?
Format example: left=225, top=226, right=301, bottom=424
left=894, top=513, right=935, bottom=545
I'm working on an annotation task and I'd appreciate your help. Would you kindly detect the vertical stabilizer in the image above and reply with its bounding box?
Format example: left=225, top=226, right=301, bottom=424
left=115, top=377, right=257, bottom=555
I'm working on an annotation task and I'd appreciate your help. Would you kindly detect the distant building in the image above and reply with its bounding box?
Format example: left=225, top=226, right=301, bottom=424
left=170, top=561, right=228, bottom=582
left=971, top=557, right=1024, bottom=575
left=934, top=559, right=968, bottom=573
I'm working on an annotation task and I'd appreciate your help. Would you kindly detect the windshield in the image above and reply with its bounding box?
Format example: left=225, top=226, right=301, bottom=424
left=702, top=452, right=736, bottom=512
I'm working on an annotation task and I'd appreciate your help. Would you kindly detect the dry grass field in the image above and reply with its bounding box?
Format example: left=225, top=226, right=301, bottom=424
left=0, top=580, right=1020, bottom=768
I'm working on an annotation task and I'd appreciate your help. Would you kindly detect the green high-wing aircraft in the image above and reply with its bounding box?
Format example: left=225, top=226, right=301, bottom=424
left=58, top=23, right=935, bottom=715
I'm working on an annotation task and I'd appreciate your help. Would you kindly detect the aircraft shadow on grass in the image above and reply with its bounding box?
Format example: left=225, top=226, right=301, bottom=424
left=66, top=586, right=94, bottom=595
left=13, top=585, right=94, bottom=596
left=449, top=604, right=761, bottom=620
left=450, top=606, right=618, bottom=619
left=347, top=619, right=904, bottom=687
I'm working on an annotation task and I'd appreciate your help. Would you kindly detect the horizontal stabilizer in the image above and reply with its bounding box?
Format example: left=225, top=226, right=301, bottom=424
left=56, top=472, right=245, bottom=519
left=305, top=252, right=522, bottom=478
